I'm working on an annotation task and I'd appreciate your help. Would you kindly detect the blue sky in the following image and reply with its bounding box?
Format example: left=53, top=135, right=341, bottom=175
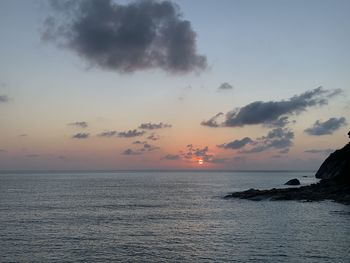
left=0, top=0, right=349, bottom=170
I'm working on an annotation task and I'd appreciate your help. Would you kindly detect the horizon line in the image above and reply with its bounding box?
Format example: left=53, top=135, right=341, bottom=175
left=0, top=169, right=317, bottom=174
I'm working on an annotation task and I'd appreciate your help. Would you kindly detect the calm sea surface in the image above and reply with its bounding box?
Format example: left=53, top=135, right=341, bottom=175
left=0, top=171, right=349, bottom=262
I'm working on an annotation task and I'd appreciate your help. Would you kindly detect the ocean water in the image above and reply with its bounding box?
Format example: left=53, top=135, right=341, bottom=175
left=0, top=171, right=349, bottom=262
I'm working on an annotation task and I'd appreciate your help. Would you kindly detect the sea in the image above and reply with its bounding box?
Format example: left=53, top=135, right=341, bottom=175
left=0, top=171, right=349, bottom=262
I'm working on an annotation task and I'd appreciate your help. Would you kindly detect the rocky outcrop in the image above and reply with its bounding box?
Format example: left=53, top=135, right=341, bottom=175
left=285, top=178, right=300, bottom=185
left=225, top=142, right=350, bottom=205
left=315, top=143, right=350, bottom=183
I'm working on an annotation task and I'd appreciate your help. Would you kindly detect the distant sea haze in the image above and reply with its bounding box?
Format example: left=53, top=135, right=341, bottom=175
left=1, top=171, right=349, bottom=262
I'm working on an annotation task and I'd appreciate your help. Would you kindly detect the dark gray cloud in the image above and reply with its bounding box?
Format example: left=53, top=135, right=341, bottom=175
left=72, top=133, right=89, bottom=139
left=304, top=148, right=334, bottom=155
left=200, top=112, right=223, bottom=128
left=217, top=137, right=253, bottom=150
left=0, top=149, right=6, bottom=153
left=218, top=82, right=233, bottom=91
left=147, top=133, right=160, bottom=141
left=97, top=130, right=118, bottom=137
left=18, top=134, right=27, bottom=137
left=231, top=128, right=294, bottom=154
left=118, top=129, right=145, bottom=138
left=68, top=121, right=88, bottom=128
left=122, top=148, right=141, bottom=155
left=304, top=117, right=347, bottom=136
left=217, top=128, right=294, bottom=154
left=44, top=0, right=207, bottom=74
left=139, top=122, right=172, bottom=130
left=161, top=154, right=180, bottom=160
left=202, top=87, right=341, bottom=128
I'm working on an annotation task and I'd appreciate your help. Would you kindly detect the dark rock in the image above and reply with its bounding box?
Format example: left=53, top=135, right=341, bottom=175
left=226, top=140, right=350, bottom=205
left=285, top=178, right=300, bottom=185
left=315, top=144, right=350, bottom=183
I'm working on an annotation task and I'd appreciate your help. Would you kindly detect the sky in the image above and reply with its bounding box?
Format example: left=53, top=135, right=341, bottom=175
left=0, top=0, right=349, bottom=170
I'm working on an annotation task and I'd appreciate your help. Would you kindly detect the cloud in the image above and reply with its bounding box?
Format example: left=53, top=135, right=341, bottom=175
left=200, top=112, right=223, bottom=128
left=122, top=142, right=159, bottom=156
left=161, top=154, right=180, bottom=160
left=202, top=87, right=341, bottom=128
left=0, top=149, right=6, bottom=153
left=118, top=129, right=145, bottom=138
left=147, top=133, right=160, bottom=141
left=18, top=134, right=27, bottom=137
left=122, top=148, right=141, bottom=155
left=68, top=121, right=88, bottom=128
left=72, top=133, right=89, bottom=139
left=217, top=82, right=233, bottom=91
left=304, top=117, right=347, bottom=136
left=0, top=95, right=9, bottom=103
left=217, top=137, right=253, bottom=150
left=132, top=140, right=147, bottom=144
left=304, top=149, right=334, bottom=155
left=180, top=144, right=213, bottom=162
left=233, top=128, right=294, bottom=154
left=139, top=122, right=172, bottom=130
left=97, top=130, right=118, bottom=137
left=44, top=0, right=207, bottom=74
left=141, top=143, right=159, bottom=152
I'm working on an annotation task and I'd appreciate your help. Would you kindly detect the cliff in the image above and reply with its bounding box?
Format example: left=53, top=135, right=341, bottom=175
left=315, top=143, right=350, bottom=184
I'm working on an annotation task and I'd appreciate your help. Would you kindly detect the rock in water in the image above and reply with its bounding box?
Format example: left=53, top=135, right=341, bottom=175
left=226, top=141, right=350, bottom=204
left=285, top=178, right=300, bottom=185
left=315, top=143, right=350, bottom=184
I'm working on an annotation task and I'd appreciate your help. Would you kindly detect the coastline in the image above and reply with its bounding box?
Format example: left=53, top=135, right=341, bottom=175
left=226, top=142, right=350, bottom=205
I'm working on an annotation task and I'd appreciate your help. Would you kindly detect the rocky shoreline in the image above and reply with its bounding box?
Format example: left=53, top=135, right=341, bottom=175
left=225, top=142, right=350, bottom=205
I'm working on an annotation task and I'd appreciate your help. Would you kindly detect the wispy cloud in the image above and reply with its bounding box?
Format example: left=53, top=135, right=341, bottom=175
left=139, top=122, right=172, bottom=130
left=201, top=112, right=223, bottom=128
left=44, top=0, right=207, bottom=74
left=217, top=82, right=233, bottom=91
left=118, top=129, right=145, bottom=138
left=161, top=154, right=180, bottom=160
left=132, top=140, right=147, bottom=145
left=122, top=142, right=159, bottom=156
left=122, top=149, right=141, bottom=155
left=72, top=133, right=89, bottom=139
left=217, top=137, right=253, bottom=149
left=304, top=117, right=347, bottom=136
left=97, top=131, right=118, bottom=137
left=68, top=121, right=88, bottom=128
left=147, top=133, right=160, bottom=141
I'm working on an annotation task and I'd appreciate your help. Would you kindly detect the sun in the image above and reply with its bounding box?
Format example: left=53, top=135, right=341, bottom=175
left=198, top=159, right=203, bottom=165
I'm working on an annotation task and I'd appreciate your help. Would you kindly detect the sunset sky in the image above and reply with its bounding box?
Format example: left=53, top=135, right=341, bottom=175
left=0, top=0, right=349, bottom=170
